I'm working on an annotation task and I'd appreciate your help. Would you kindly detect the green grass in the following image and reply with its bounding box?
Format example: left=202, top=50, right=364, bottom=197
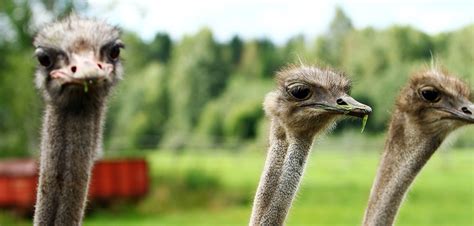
left=84, top=148, right=474, bottom=226
left=2, top=148, right=473, bottom=225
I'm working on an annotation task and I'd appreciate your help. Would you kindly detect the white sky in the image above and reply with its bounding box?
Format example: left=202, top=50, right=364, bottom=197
left=86, top=0, right=474, bottom=44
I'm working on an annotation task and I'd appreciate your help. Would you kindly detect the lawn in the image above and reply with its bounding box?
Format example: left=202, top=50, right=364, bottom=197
left=2, top=147, right=473, bottom=225
left=86, top=148, right=473, bottom=226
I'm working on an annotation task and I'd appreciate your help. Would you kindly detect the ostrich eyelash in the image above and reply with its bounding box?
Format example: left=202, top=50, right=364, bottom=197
left=100, top=40, right=125, bottom=52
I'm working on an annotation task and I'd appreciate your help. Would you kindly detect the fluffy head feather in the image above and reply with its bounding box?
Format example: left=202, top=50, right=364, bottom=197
left=394, top=67, right=473, bottom=136
left=33, top=15, right=124, bottom=110
left=264, top=64, right=370, bottom=137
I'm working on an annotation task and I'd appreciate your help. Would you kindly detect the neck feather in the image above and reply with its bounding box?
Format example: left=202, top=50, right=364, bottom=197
left=250, top=119, right=288, bottom=225
left=34, top=102, right=106, bottom=226
left=363, top=113, right=444, bottom=226
left=251, top=115, right=335, bottom=225
left=258, top=126, right=317, bottom=225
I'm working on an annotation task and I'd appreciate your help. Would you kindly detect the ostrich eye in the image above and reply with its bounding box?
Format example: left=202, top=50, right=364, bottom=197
left=36, top=50, right=53, bottom=68
left=106, top=41, right=124, bottom=61
left=420, top=87, right=441, bottom=103
left=108, top=45, right=121, bottom=60
left=288, top=85, right=311, bottom=100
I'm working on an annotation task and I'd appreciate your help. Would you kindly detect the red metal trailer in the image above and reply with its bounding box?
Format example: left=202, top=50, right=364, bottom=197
left=89, top=159, right=149, bottom=199
left=0, top=158, right=149, bottom=211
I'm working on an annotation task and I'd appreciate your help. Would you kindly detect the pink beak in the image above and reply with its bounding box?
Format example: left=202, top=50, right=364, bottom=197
left=50, top=51, right=113, bottom=84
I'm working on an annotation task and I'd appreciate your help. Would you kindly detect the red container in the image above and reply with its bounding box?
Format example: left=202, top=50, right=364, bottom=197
left=89, top=159, right=149, bottom=199
left=11, top=176, right=37, bottom=208
left=0, top=158, right=149, bottom=211
left=0, top=160, right=37, bottom=208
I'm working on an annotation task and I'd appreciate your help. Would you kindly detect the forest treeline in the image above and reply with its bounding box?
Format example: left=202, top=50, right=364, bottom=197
left=0, top=1, right=472, bottom=156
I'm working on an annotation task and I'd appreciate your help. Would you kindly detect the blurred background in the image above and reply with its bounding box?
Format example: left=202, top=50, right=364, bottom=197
left=0, top=0, right=473, bottom=225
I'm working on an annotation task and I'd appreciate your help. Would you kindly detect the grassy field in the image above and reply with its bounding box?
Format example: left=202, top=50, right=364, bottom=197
left=88, top=147, right=473, bottom=226
left=2, top=147, right=473, bottom=226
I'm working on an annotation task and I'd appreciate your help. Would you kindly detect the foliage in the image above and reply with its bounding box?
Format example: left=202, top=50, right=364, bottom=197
left=0, top=3, right=473, bottom=155
left=161, top=28, right=231, bottom=149
left=0, top=0, right=87, bottom=156
left=316, top=6, right=354, bottom=66
left=147, top=33, right=172, bottom=63
left=106, top=63, right=170, bottom=150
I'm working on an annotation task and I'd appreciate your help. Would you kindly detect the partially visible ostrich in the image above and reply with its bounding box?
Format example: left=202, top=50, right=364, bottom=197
left=362, top=68, right=474, bottom=226
left=33, top=15, right=124, bottom=226
left=250, top=65, right=372, bottom=225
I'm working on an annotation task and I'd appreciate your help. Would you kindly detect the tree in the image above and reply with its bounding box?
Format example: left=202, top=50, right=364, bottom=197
left=228, top=35, right=243, bottom=66
left=382, top=26, right=433, bottom=63
left=315, top=6, right=353, bottom=66
left=444, top=25, right=474, bottom=82
left=106, top=63, right=170, bottom=150
left=148, top=32, right=172, bottom=63
left=163, top=28, right=230, bottom=149
left=239, top=38, right=282, bottom=78
left=281, top=34, right=310, bottom=63
left=328, top=6, right=353, bottom=40
left=0, top=0, right=86, bottom=156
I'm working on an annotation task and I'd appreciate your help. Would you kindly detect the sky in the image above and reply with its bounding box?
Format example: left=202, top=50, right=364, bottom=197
left=86, top=0, right=474, bottom=44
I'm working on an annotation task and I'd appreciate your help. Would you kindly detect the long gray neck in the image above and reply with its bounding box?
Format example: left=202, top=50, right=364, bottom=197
left=363, top=114, right=444, bottom=226
left=34, top=103, right=105, bottom=226
left=259, top=131, right=315, bottom=226
left=250, top=119, right=288, bottom=226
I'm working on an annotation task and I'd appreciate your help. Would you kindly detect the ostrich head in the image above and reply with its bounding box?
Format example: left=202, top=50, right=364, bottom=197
left=264, top=65, right=372, bottom=137
left=33, top=15, right=124, bottom=108
left=395, top=68, right=474, bottom=137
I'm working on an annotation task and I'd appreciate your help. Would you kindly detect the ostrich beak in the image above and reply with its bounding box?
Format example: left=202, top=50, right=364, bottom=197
left=461, top=104, right=474, bottom=123
left=50, top=51, right=113, bottom=85
left=334, top=95, right=372, bottom=118
left=438, top=99, right=474, bottom=124
left=306, top=96, right=372, bottom=118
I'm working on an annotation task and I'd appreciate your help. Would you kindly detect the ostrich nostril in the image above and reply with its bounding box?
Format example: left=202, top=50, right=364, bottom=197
left=336, top=98, right=347, bottom=105
left=97, top=63, right=103, bottom=70
left=461, top=107, right=472, bottom=115
left=71, top=66, right=77, bottom=73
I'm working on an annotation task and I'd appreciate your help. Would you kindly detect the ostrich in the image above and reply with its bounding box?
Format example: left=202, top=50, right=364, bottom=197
left=32, top=15, right=124, bottom=226
left=250, top=65, right=372, bottom=225
left=362, top=68, right=474, bottom=226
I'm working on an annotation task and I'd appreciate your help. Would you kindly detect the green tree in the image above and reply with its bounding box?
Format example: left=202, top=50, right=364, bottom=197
left=382, top=26, right=433, bottom=63
left=121, top=32, right=151, bottom=72
left=194, top=76, right=271, bottom=146
left=239, top=38, right=282, bottom=78
left=148, top=32, right=172, bottom=63
left=444, top=25, right=474, bottom=83
left=228, top=35, right=244, bottom=66
left=0, top=0, right=85, bottom=156
left=281, top=34, right=311, bottom=63
left=315, top=6, right=353, bottom=66
left=106, top=63, right=170, bottom=150
left=163, top=28, right=230, bottom=149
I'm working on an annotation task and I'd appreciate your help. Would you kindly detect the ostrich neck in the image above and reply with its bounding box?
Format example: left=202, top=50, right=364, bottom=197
left=250, top=119, right=288, bottom=225
left=363, top=113, right=444, bottom=226
left=34, top=102, right=106, bottom=226
left=259, top=127, right=321, bottom=225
